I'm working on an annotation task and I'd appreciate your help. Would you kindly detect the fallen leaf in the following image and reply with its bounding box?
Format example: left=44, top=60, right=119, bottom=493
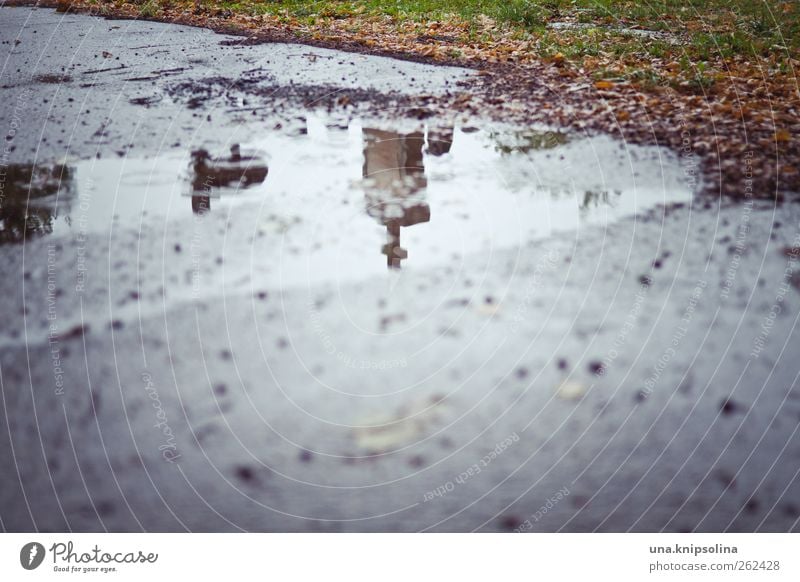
left=475, top=302, right=501, bottom=316
left=557, top=380, right=586, bottom=400
left=353, top=395, right=448, bottom=453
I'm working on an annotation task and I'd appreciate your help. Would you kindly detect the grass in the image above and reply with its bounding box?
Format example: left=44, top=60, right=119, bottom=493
left=105, top=0, right=799, bottom=87
left=207, top=0, right=799, bottom=51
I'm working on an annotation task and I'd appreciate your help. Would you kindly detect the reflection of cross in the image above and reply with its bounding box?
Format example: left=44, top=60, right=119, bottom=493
left=381, top=222, right=407, bottom=268
left=362, top=129, right=433, bottom=270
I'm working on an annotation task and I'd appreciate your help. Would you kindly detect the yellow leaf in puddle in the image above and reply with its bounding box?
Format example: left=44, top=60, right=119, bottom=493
left=353, top=395, right=447, bottom=453
left=557, top=380, right=586, bottom=400
left=354, top=415, right=420, bottom=453
left=475, top=302, right=501, bottom=316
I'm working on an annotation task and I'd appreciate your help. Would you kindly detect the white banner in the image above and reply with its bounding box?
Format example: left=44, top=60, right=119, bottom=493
left=0, top=534, right=797, bottom=581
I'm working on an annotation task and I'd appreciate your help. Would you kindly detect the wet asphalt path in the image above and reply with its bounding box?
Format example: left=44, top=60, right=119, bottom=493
left=1, top=7, right=800, bottom=532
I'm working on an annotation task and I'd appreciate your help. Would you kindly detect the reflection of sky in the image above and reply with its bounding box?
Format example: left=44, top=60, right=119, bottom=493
left=33, top=114, right=692, bottom=285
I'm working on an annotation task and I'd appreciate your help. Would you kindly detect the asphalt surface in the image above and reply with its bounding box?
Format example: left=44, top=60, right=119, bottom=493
left=1, top=7, right=799, bottom=533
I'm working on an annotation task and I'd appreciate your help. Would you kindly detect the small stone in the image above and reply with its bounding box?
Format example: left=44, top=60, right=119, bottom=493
left=408, top=455, right=425, bottom=468
left=62, top=324, right=89, bottom=340
left=97, top=501, right=115, bottom=517
left=235, top=466, right=255, bottom=482
left=499, top=515, right=521, bottom=531
left=720, top=398, right=742, bottom=415
left=588, top=361, right=605, bottom=375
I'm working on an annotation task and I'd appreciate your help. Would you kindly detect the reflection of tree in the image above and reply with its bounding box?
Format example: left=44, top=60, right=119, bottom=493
left=579, top=189, right=620, bottom=210
left=491, top=129, right=569, bottom=155
left=363, top=129, right=441, bottom=269
left=0, top=164, right=73, bottom=245
left=513, top=183, right=620, bottom=210
left=189, top=145, right=268, bottom=215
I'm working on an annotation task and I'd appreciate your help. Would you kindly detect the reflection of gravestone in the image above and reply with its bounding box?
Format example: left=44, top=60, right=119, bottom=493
left=377, top=202, right=431, bottom=268
left=362, top=129, right=431, bottom=269
left=426, top=127, right=454, bottom=158
left=0, top=164, right=74, bottom=245
left=189, top=144, right=268, bottom=215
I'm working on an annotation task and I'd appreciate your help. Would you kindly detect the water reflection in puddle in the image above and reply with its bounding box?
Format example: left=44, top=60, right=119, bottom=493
left=0, top=164, right=74, bottom=245
left=2, top=115, right=693, bottom=284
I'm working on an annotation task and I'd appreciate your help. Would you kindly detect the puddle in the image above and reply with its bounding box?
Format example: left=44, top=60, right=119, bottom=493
left=3, top=114, right=693, bottom=286
left=0, top=5, right=693, bottom=291
left=0, top=163, right=74, bottom=245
